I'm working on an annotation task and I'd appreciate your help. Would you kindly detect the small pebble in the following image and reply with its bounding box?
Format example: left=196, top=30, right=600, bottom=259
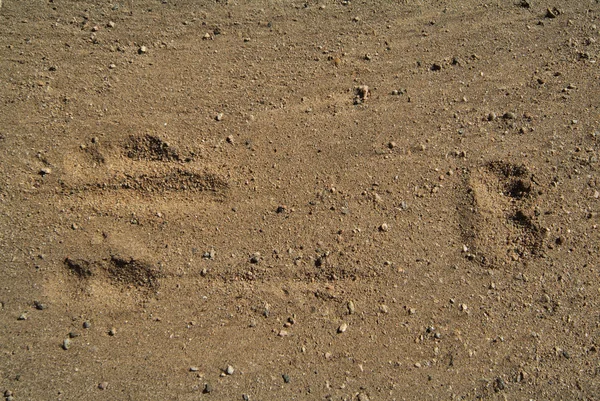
left=356, top=85, right=369, bottom=100
left=487, top=112, right=497, bottom=121
left=203, top=383, right=212, bottom=393
left=215, top=113, right=224, bottom=121
left=337, top=323, right=348, bottom=333
left=17, top=313, right=27, bottom=320
left=138, top=46, right=148, bottom=54
left=107, top=21, right=115, bottom=28
left=39, top=167, right=52, bottom=176
left=189, top=366, right=199, bottom=372
left=249, top=253, right=261, bottom=264
left=83, top=321, right=91, bottom=329
left=203, top=248, right=216, bottom=260
left=519, top=0, right=531, bottom=8
left=545, top=7, right=559, bottom=18
left=225, top=365, right=234, bottom=375
left=379, top=304, right=389, bottom=314
left=98, top=382, right=108, bottom=390
left=357, top=393, right=370, bottom=401
left=34, top=300, right=46, bottom=310
left=503, top=112, right=516, bottom=120
left=108, top=328, right=117, bottom=336
left=62, top=338, right=72, bottom=350
left=379, top=223, right=389, bottom=232
left=282, top=373, right=290, bottom=383
left=495, top=377, right=506, bottom=391
left=408, top=308, right=416, bottom=315
left=347, top=300, right=356, bottom=315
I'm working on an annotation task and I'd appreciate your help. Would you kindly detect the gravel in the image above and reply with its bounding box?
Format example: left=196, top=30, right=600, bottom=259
left=225, top=365, right=234, bottom=375
left=337, top=323, right=348, bottom=333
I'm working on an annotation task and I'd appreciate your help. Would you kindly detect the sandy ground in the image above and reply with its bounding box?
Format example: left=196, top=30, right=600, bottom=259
left=1, top=0, right=600, bottom=400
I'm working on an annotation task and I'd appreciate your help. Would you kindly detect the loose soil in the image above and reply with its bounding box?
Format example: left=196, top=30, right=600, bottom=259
left=1, top=1, right=600, bottom=399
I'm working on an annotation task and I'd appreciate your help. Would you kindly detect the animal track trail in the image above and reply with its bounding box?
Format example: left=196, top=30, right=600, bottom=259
left=54, top=134, right=230, bottom=299
left=458, top=161, right=545, bottom=267
left=61, top=134, right=228, bottom=197
left=64, top=255, right=162, bottom=293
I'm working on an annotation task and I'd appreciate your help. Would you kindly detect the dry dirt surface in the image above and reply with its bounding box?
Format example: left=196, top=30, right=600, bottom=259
left=1, top=0, right=600, bottom=400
